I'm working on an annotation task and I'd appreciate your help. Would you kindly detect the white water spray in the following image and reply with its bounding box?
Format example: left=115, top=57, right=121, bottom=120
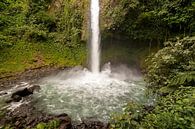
left=0, top=0, right=148, bottom=122
left=33, top=64, right=145, bottom=121
left=90, top=0, right=100, bottom=73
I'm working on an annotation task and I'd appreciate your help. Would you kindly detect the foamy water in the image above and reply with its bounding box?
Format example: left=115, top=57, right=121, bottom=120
left=33, top=64, right=146, bottom=121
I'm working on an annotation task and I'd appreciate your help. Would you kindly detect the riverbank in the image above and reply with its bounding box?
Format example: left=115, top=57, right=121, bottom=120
left=0, top=65, right=111, bottom=129
left=0, top=103, right=110, bottom=129
left=0, top=42, right=86, bottom=79
left=110, top=36, right=195, bottom=129
left=0, top=66, right=67, bottom=91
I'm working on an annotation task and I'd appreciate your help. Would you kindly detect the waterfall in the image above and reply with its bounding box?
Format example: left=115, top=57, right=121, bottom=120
left=90, top=0, right=100, bottom=73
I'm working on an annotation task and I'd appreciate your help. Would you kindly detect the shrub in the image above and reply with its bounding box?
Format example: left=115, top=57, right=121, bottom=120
left=34, top=120, right=60, bottom=129
left=145, top=37, right=195, bottom=88
left=111, top=87, right=195, bottom=129
left=112, top=36, right=195, bottom=129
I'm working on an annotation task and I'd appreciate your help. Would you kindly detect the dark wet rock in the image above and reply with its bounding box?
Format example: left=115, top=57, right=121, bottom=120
left=73, top=118, right=110, bottom=129
left=1, top=104, right=52, bottom=128
left=11, top=87, right=32, bottom=97
left=5, top=85, right=41, bottom=103
left=0, top=102, right=110, bottom=129
left=5, top=99, right=13, bottom=103
left=29, top=84, right=41, bottom=92
left=59, top=123, right=72, bottom=129
left=0, top=92, right=7, bottom=96
left=11, top=85, right=40, bottom=98
left=0, top=66, right=111, bottom=129
left=56, top=113, right=72, bottom=129
left=0, top=103, right=74, bottom=129
left=12, top=94, right=22, bottom=102
left=0, top=119, right=6, bottom=127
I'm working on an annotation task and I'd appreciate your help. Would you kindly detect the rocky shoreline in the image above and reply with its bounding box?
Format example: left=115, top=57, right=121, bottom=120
left=1, top=103, right=109, bottom=129
left=0, top=67, right=110, bottom=129
left=0, top=66, right=66, bottom=91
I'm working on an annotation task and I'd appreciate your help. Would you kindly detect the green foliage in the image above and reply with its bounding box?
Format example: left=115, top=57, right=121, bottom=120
left=0, top=0, right=87, bottom=44
left=28, top=11, right=56, bottom=31
left=34, top=120, right=60, bottom=129
left=103, top=0, right=195, bottom=42
left=1, top=125, right=14, bottom=129
left=1, top=120, right=59, bottom=129
left=0, top=41, right=86, bottom=77
left=141, top=87, right=195, bottom=129
left=54, top=1, right=83, bottom=46
left=0, top=0, right=87, bottom=75
left=111, top=87, right=195, bottom=129
left=145, top=37, right=195, bottom=88
left=111, top=102, right=144, bottom=129
left=0, top=0, right=84, bottom=44
left=0, top=34, right=13, bottom=49
left=102, top=0, right=139, bottom=30
left=170, top=71, right=195, bottom=86
left=28, top=0, right=52, bottom=14
left=112, top=36, right=195, bottom=129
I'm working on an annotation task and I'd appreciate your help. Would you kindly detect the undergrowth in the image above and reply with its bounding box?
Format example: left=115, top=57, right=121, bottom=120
left=0, top=0, right=88, bottom=77
left=0, top=41, right=86, bottom=77
left=111, top=37, right=195, bottom=129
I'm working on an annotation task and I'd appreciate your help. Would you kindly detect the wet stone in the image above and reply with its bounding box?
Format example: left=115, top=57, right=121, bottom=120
left=0, top=92, right=7, bottom=96
left=12, top=95, right=22, bottom=102
left=5, top=85, right=41, bottom=103
left=56, top=113, right=72, bottom=129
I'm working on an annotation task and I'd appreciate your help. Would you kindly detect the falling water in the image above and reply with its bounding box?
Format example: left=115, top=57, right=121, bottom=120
left=0, top=0, right=148, bottom=122
left=90, top=0, right=100, bottom=73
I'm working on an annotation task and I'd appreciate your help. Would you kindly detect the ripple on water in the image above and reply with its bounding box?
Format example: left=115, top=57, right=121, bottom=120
left=33, top=64, right=146, bottom=121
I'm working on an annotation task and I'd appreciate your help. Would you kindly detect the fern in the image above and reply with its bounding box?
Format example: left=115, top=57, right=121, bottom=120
left=169, top=71, right=195, bottom=86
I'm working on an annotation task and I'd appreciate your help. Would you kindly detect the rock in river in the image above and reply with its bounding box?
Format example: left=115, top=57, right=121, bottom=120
left=6, top=85, right=40, bottom=103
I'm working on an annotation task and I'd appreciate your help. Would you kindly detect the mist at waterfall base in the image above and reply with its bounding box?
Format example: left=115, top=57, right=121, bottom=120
left=33, top=64, right=145, bottom=121
left=32, top=0, right=146, bottom=122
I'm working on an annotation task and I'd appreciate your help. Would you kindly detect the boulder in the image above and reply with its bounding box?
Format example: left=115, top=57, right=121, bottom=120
left=56, top=113, right=72, bottom=129
left=6, top=85, right=41, bottom=103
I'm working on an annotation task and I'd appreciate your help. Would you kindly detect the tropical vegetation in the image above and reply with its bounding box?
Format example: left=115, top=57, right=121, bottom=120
left=0, top=0, right=195, bottom=128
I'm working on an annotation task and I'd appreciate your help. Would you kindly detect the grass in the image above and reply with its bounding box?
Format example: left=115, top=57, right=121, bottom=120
left=0, top=41, right=86, bottom=77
